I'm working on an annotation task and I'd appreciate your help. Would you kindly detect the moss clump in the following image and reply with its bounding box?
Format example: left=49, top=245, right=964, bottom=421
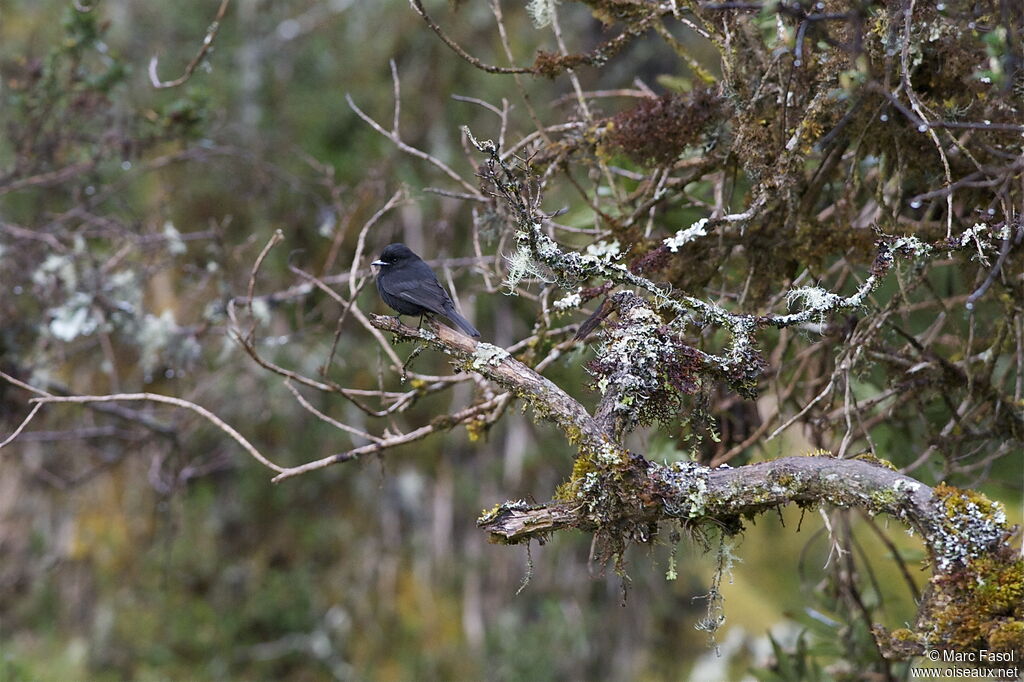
left=478, top=503, right=504, bottom=521
left=586, top=292, right=704, bottom=429
left=873, top=626, right=926, bottom=659
left=988, top=620, right=1024, bottom=653
left=935, top=484, right=1003, bottom=517
left=889, top=628, right=918, bottom=642
left=874, top=548, right=1023, bottom=661
left=923, top=549, right=1024, bottom=657
left=553, top=452, right=601, bottom=502
left=465, top=417, right=487, bottom=442
left=771, top=472, right=795, bottom=488
left=876, top=482, right=1021, bottom=661
left=852, top=453, right=897, bottom=471
left=602, top=88, right=726, bottom=166
left=867, top=487, right=901, bottom=509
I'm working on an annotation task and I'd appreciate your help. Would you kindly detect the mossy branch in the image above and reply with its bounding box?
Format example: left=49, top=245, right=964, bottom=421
left=369, top=314, right=611, bottom=451
left=479, top=454, right=1021, bottom=660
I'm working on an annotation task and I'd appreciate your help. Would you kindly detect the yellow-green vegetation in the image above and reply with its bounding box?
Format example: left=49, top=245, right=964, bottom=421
left=851, top=453, right=898, bottom=470
left=927, top=552, right=1024, bottom=653
left=553, top=449, right=602, bottom=502
left=930, top=484, right=1012, bottom=569
left=875, top=484, right=1021, bottom=659
left=878, top=549, right=1024, bottom=662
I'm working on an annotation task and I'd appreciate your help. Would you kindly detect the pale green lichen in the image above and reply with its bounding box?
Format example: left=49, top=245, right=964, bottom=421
left=250, top=298, right=272, bottom=326
left=892, top=479, right=921, bottom=493
left=553, top=290, right=582, bottom=311
left=583, top=239, right=622, bottom=262
left=162, top=220, right=188, bottom=255
left=786, top=286, right=845, bottom=313
left=130, top=310, right=202, bottom=380
left=889, top=235, right=933, bottom=257
left=526, top=0, right=557, bottom=28
left=471, top=343, right=510, bottom=369
left=596, top=442, right=626, bottom=465
left=663, top=218, right=709, bottom=252
left=503, top=243, right=553, bottom=293
left=33, top=252, right=80, bottom=290
left=48, top=292, right=98, bottom=341
left=928, top=484, right=1009, bottom=571
left=657, top=461, right=713, bottom=518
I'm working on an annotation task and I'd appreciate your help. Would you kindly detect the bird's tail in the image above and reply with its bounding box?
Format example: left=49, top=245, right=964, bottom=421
left=443, top=304, right=480, bottom=338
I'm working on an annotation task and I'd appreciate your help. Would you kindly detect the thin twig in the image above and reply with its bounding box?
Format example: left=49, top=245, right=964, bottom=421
left=0, top=382, right=285, bottom=473
left=346, top=93, right=482, bottom=197
left=272, top=394, right=506, bottom=482
left=149, top=0, right=232, bottom=89
left=409, top=0, right=533, bottom=75
left=283, top=380, right=384, bottom=444
left=0, top=403, right=44, bottom=449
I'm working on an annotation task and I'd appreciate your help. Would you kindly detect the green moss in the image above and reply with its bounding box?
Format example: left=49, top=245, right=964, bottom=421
left=923, top=551, right=1024, bottom=655
left=772, top=473, right=795, bottom=487
left=889, top=628, right=919, bottom=642
left=852, top=453, right=897, bottom=471
left=875, top=481, right=1019, bottom=659
left=989, top=621, right=1024, bottom=652
left=564, top=424, right=584, bottom=447
left=553, top=449, right=602, bottom=502
left=934, top=484, right=1004, bottom=523
left=478, top=503, right=504, bottom=522
left=867, top=487, right=901, bottom=509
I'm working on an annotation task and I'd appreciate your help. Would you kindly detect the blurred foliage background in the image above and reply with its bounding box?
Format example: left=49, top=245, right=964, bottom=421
left=1, top=0, right=1021, bottom=680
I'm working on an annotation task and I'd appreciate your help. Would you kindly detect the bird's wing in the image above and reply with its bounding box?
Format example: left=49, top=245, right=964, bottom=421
left=389, top=276, right=452, bottom=316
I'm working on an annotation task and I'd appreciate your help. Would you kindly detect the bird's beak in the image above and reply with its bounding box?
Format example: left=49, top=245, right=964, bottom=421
left=371, top=259, right=387, bottom=266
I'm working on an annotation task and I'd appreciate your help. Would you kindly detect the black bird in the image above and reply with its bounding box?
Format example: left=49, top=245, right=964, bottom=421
left=372, top=243, right=480, bottom=338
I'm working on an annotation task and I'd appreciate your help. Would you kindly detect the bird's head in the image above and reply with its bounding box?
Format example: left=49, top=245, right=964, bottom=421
left=372, top=243, right=417, bottom=267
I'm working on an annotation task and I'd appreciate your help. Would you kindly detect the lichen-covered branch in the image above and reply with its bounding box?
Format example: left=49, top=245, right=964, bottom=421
left=465, top=128, right=1014, bottom=448
left=478, top=455, right=988, bottom=555
left=477, top=501, right=578, bottom=542
left=479, top=454, right=1021, bottom=659
left=369, top=315, right=611, bottom=450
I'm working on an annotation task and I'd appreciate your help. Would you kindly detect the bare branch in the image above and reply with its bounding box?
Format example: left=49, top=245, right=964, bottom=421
left=408, top=0, right=534, bottom=75
left=0, top=161, right=96, bottom=197
left=0, top=402, right=44, bottom=449
left=149, top=0, right=232, bottom=89
left=283, top=381, right=383, bottom=444
left=0, top=373, right=284, bottom=474
left=272, top=393, right=508, bottom=482
left=346, top=94, right=483, bottom=199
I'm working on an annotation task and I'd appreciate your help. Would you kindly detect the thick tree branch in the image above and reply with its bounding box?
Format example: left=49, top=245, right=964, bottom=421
left=478, top=453, right=1017, bottom=659
left=479, top=456, right=958, bottom=544
left=369, top=315, right=612, bottom=450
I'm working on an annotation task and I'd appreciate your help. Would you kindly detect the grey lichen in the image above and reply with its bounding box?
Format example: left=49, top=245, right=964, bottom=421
left=663, top=218, right=709, bottom=252
left=587, top=292, right=703, bottom=428
left=525, top=0, right=556, bottom=28
left=926, top=484, right=1011, bottom=571
left=655, top=461, right=713, bottom=519
left=471, top=343, right=510, bottom=370
left=504, top=242, right=554, bottom=292
left=552, top=289, right=582, bottom=311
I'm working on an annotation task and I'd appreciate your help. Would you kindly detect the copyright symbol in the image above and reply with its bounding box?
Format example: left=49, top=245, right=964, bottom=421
left=927, top=650, right=939, bottom=661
